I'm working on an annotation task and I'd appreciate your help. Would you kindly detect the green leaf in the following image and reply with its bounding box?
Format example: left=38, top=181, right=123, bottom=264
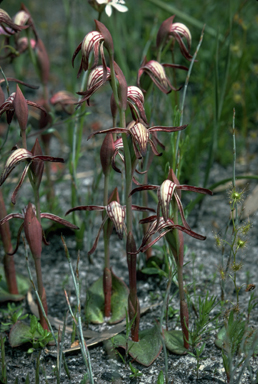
left=85, top=270, right=129, bottom=324
left=0, top=266, right=30, bottom=303
left=107, top=324, right=162, bottom=366
left=163, top=329, right=187, bottom=355
left=9, top=321, right=41, bottom=347
left=141, top=267, right=160, bottom=275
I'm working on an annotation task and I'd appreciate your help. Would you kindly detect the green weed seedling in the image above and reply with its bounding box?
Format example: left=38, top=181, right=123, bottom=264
left=247, top=291, right=258, bottom=324
left=187, top=292, right=220, bottom=378
left=217, top=310, right=247, bottom=383
left=129, top=361, right=143, bottom=379
left=80, top=374, right=89, bottom=384
left=0, top=303, right=28, bottom=332
left=27, top=315, right=54, bottom=353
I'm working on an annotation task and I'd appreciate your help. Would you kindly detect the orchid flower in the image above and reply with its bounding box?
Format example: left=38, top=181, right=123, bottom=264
left=135, top=215, right=206, bottom=254
left=110, top=85, right=148, bottom=124
left=96, top=0, right=128, bottom=17
left=138, top=59, right=188, bottom=94
left=0, top=146, right=64, bottom=204
left=76, top=66, right=111, bottom=107
left=88, top=120, right=187, bottom=159
left=66, top=201, right=154, bottom=255
left=72, top=20, right=113, bottom=78
left=50, top=90, right=77, bottom=114
left=0, top=9, right=29, bottom=36
left=0, top=203, right=78, bottom=256
left=130, top=177, right=212, bottom=230
left=156, top=16, right=192, bottom=60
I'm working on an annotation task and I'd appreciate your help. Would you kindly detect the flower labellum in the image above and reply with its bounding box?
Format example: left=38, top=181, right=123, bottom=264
left=138, top=59, right=188, bottom=94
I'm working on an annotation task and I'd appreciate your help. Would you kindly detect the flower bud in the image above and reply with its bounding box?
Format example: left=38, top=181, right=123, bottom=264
left=24, top=203, right=42, bottom=259
left=95, top=20, right=114, bottom=56
left=100, top=133, right=115, bottom=176
left=13, top=84, right=28, bottom=132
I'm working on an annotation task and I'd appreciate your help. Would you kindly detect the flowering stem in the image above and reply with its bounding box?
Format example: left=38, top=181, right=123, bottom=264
left=171, top=200, right=189, bottom=348
left=0, top=67, right=10, bottom=96
left=25, top=246, right=56, bottom=343
left=175, top=27, right=204, bottom=177
left=62, top=237, right=94, bottom=383
left=232, top=108, right=238, bottom=225
left=103, top=173, right=112, bottom=317
left=34, top=257, right=49, bottom=331
left=0, top=190, right=18, bottom=295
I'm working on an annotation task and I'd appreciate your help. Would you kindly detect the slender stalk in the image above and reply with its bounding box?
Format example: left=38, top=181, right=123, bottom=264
left=0, top=67, right=10, bottom=96
left=170, top=200, right=189, bottom=348
left=232, top=108, right=238, bottom=225
left=71, top=70, right=88, bottom=224
left=103, top=173, right=111, bottom=317
left=175, top=27, right=205, bottom=177
left=34, top=257, right=48, bottom=331
left=62, top=237, right=94, bottom=384
left=25, top=245, right=57, bottom=344
left=21, top=131, right=27, bottom=149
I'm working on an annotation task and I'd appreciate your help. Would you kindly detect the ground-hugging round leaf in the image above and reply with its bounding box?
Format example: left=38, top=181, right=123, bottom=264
left=163, top=329, right=186, bottom=355
left=108, top=324, right=162, bottom=366
left=0, top=265, right=30, bottom=302
left=85, top=269, right=129, bottom=324
left=9, top=321, right=40, bottom=347
left=215, top=326, right=226, bottom=350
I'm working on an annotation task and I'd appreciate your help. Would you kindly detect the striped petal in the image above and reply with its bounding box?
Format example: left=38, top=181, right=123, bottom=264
left=158, top=180, right=177, bottom=221
left=0, top=149, right=32, bottom=186
left=106, top=201, right=125, bottom=239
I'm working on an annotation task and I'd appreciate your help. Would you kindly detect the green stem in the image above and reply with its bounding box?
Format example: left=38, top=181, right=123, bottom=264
left=62, top=238, right=94, bottom=384
left=175, top=27, right=204, bottom=177
left=0, top=66, right=10, bottom=96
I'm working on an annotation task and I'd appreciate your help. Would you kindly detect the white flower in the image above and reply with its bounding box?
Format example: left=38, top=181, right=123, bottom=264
left=96, top=0, right=128, bottom=17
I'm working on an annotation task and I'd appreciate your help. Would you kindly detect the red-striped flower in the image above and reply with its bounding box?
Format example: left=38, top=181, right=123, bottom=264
left=76, top=66, right=111, bottom=107
left=135, top=215, right=206, bottom=254
left=0, top=146, right=64, bottom=204
left=88, top=120, right=187, bottom=159
left=156, top=15, right=192, bottom=60
left=66, top=200, right=154, bottom=255
left=0, top=9, right=29, bottom=36
left=72, top=20, right=113, bottom=78
left=137, top=59, right=188, bottom=94
left=130, top=177, right=212, bottom=229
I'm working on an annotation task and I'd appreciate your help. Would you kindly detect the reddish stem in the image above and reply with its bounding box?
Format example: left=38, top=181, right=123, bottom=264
left=34, top=257, right=49, bottom=331
left=0, top=190, right=19, bottom=294
left=126, top=232, right=140, bottom=342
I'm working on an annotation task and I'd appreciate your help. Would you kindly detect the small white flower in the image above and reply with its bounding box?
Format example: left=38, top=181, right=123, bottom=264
left=96, top=0, right=128, bottom=17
